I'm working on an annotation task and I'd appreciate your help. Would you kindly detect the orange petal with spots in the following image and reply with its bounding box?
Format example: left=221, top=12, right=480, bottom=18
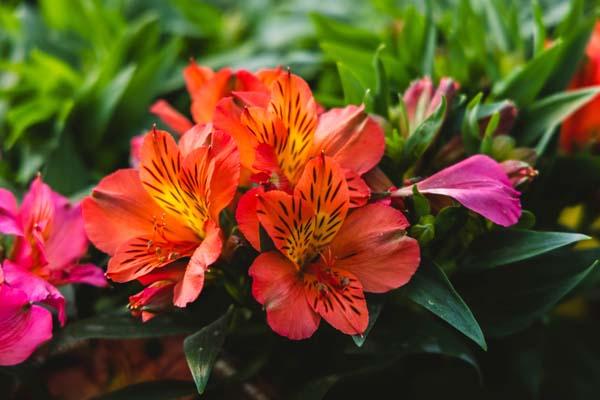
left=256, top=190, right=315, bottom=267
left=214, top=97, right=258, bottom=170
left=236, top=187, right=264, bottom=251
left=107, top=236, right=197, bottom=283
left=345, top=169, right=370, bottom=208
left=294, top=155, right=349, bottom=250
left=304, top=263, right=368, bottom=335
left=268, top=71, right=318, bottom=183
left=82, top=169, right=196, bottom=255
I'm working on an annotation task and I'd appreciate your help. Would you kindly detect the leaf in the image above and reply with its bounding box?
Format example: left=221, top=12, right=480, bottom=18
left=337, top=62, right=367, bottom=106
left=352, top=294, right=385, bottom=347
left=401, top=260, right=487, bottom=350
left=519, top=86, right=600, bottom=144
left=311, top=13, right=381, bottom=49
left=492, top=41, right=563, bottom=106
left=184, top=306, right=234, bottom=395
left=460, top=249, right=599, bottom=336
left=97, top=381, right=197, bottom=400
left=462, top=229, right=590, bottom=271
left=372, top=45, right=389, bottom=117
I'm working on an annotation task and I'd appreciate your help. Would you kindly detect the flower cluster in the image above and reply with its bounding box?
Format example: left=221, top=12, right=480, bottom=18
left=0, top=177, right=105, bottom=365
left=83, top=62, right=522, bottom=340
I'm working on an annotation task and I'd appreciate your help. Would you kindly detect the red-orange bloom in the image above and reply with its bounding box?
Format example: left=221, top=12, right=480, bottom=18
left=243, top=155, right=420, bottom=339
left=150, top=60, right=270, bottom=135
left=221, top=71, right=385, bottom=250
left=83, top=127, right=240, bottom=313
left=560, top=22, right=600, bottom=153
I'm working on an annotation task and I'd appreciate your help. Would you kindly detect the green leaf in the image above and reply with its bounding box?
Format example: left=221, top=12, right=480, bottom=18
left=184, top=307, right=234, bottom=395
left=97, top=381, right=196, bottom=400
left=372, top=45, right=389, bottom=117
left=311, top=13, right=381, bottom=49
left=462, top=229, right=589, bottom=271
left=492, top=41, right=563, bottom=106
left=460, top=249, right=599, bottom=336
left=337, top=62, right=367, bottom=106
left=352, top=294, right=385, bottom=348
left=401, top=260, right=487, bottom=350
left=519, top=86, right=600, bottom=144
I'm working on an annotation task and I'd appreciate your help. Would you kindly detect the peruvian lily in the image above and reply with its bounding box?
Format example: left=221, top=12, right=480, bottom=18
left=219, top=71, right=385, bottom=249
left=150, top=60, right=272, bottom=135
left=392, top=155, right=522, bottom=227
left=0, top=177, right=105, bottom=365
left=244, top=155, right=420, bottom=339
left=83, top=127, right=240, bottom=312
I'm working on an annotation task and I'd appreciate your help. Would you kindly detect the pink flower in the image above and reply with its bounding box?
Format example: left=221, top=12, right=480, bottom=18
left=402, top=77, right=459, bottom=134
left=0, top=176, right=106, bottom=365
left=392, top=155, right=522, bottom=227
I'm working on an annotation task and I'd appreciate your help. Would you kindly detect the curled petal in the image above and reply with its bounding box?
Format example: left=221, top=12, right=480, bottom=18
left=184, top=61, right=214, bottom=98
left=214, top=97, right=258, bottom=170
left=330, top=204, right=420, bottom=293
left=55, top=263, right=107, bottom=288
left=129, top=280, right=175, bottom=322
left=150, top=100, right=194, bottom=136
left=393, top=155, right=522, bottom=227
left=0, top=285, right=53, bottom=366
left=313, top=105, right=385, bottom=175
left=235, top=187, right=264, bottom=251
left=0, top=188, right=22, bottom=236
left=178, top=124, right=213, bottom=158
left=206, top=130, right=241, bottom=221
left=174, top=223, right=222, bottom=307
left=249, top=251, right=320, bottom=340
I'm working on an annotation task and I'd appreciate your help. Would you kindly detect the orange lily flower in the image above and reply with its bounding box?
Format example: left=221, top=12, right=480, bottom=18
left=218, top=71, right=385, bottom=250
left=243, top=155, right=420, bottom=339
left=83, top=127, right=240, bottom=316
left=150, top=60, right=273, bottom=135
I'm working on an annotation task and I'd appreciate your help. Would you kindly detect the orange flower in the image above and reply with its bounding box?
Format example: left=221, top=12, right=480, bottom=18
left=150, top=60, right=271, bottom=135
left=218, top=71, right=385, bottom=250
left=242, top=155, right=420, bottom=339
left=83, top=127, right=240, bottom=314
left=560, top=22, right=600, bottom=153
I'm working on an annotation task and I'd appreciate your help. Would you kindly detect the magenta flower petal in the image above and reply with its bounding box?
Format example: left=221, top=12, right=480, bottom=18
left=0, top=188, right=23, bottom=236
left=59, top=263, right=108, bottom=287
left=0, top=284, right=53, bottom=366
left=393, top=155, right=522, bottom=227
left=3, top=261, right=66, bottom=326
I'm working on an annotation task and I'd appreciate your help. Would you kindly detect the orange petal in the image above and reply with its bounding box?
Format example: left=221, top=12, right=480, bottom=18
left=345, top=169, right=370, bottom=208
left=184, top=61, right=214, bottom=99
left=82, top=169, right=196, bottom=255
left=312, top=105, right=385, bottom=175
left=191, top=68, right=233, bottom=124
left=206, top=130, right=241, bottom=221
left=214, top=97, right=258, bottom=170
left=140, top=129, right=209, bottom=237
left=268, top=71, right=318, bottom=183
left=330, top=204, right=420, bottom=293
left=235, top=187, right=264, bottom=251
left=304, top=264, right=368, bottom=335
left=149, top=100, right=194, bottom=136
left=256, top=190, right=315, bottom=267
left=294, top=155, right=349, bottom=250
left=178, top=124, right=213, bottom=158
left=107, top=236, right=197, bottom=283
left=256, top=67, right=285, bottom=87
left=249, top=251, right=320, bottom=340
left=173, top=223, right=222, bottom=307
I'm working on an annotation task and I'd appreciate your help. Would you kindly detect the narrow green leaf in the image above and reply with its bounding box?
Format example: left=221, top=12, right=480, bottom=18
left=401, top=260, right=487, bottom=350
left=463, top=229, right=589, bottom=270
left=352, top=295, right=385, bottom=347
left=492, top=41, right=563, bottom=106
left=520, top=87, right=600, bottom=145
left=402, top=97, right=446, bottom=167
left=184, top=307, right=234, bottom=395
left=337, top=62, right=367, bottom=106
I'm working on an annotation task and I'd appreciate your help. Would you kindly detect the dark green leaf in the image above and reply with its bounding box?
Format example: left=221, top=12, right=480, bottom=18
left=402, top=97, right=446, bottom=167
left=462, top=229, right=590, bottom=271
left=352, top=294, right=385, bottom=347
left=337, top=62, right=367, bottom=106
left=184, top=306, right=234, bottom=395
left=401, top=260, right=487, bottom=350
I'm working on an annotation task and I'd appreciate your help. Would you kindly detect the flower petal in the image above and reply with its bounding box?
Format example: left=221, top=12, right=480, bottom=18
left=214, top=97, right=258, bottom=171
left=312, top=105, right=385, bottom=175
left=304, top=264, right=368, bottom=335
left=56, top=263, right=107, bottom=287
left=191, top=68, right=233, bottom=124
left=345, top=169, right=370, bottom=208
left=178, top=124, right=213, bottom=158
left=173, top=223, right=223, bottom=307
left=184, top=61, right=214, bottom=99
left=0, top=188, right=22, bottom=236
left=149, top=100, right=194, bottom=136
left=206, top=130, right=241, bottom=221
left=393, top=155, right=522, bottom=227
left=83, top=169, right=195, bottom=254
left=330, top=204, right=420, bottom=293
left=0, top=285, right=53, bottom=366
left=249, top=251, right=320, bottom=340
left=235, top=187, right=264, bottom=251
left=45, top=203, right=87, bottom=270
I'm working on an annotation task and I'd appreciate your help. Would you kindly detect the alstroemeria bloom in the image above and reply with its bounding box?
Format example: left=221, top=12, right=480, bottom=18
left=83, top=127, right=240, bottom=311
left=245, top=155, right=420, bottom=339
left=560, top=22, right=600, bottom=153
left=150, top=60, right=270, bottom=135
left=220, top=71, right=385, bottom=249
left=392, top=155, right=522, bottom=227
left=0, top=177, right=105, bottom=365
